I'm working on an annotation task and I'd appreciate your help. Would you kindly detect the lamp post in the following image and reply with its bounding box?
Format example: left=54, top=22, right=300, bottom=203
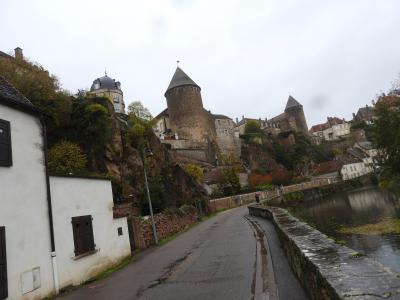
left=142, top=148, right=158, bottom=244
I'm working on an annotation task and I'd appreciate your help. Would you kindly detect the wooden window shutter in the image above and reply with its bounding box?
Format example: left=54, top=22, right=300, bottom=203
left=0, top=120, right=12, bottom=167
left=0, top=227, right=8, bottom=300
left=72, top=216, right=95, bottom=256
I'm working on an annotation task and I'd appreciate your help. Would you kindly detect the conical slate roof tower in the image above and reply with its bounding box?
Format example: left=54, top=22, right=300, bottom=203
left=164, top=67, right=217, bottom=156
left=165, top=67, right=200, bottom=94
left=284, top=95, right=308, bottom=135
left=285, top=95, right=302, bottom=110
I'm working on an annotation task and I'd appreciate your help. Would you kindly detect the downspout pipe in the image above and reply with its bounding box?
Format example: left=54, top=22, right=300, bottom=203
left=40, top=117, right=60, bottom=294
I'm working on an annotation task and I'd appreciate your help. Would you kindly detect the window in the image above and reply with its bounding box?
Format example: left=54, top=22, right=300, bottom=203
left=0, top=227, right=7, bottom=300
left=0, top=120, right=12, bottom=167
left=118, top=227, right=123, bottom=236
left=71, top=215, right=95, bottom=256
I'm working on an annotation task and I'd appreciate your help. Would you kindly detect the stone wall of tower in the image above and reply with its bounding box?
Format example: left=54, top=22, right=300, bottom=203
left=285, top=106, right=308, bottom=135
left=165, top=85, right=216, bottom=143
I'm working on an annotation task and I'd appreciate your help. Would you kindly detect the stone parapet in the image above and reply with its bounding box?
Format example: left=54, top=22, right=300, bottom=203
left=248, top=205, right=400, bottom=300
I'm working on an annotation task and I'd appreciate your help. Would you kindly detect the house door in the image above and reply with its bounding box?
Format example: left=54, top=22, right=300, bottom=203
left=127, top=219, right=136, bottom=252
left=0, top=227, right=7, bottom=299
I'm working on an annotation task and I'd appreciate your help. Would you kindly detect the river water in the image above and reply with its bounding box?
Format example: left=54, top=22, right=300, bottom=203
left=289, top=187, right=400, bottom=273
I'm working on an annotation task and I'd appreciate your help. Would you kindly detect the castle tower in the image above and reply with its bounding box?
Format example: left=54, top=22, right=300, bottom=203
left=90, top=73, right=125, bottom=114
left=164, top=67, right=216, bottom=143
left=284, top=95, right=309, bottom=135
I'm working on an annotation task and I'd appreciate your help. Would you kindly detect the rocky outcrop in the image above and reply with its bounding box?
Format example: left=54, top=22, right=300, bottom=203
left=102, top=113, right=207, bottom=213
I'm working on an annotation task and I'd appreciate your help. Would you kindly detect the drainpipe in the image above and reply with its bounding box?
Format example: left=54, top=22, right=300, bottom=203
left=40, top=117, right=60, bottom=294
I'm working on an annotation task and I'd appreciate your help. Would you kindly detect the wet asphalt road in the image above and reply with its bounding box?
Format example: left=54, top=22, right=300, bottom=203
left=58, top=206, right=308, bottom=300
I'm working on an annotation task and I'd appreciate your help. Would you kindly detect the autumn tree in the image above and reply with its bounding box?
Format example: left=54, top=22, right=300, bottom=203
left=372, top=98, right=400, bottom=186
left=127, top=101, right=153, bottom=120
left=0, top=55, right=72, bottom=145
left=244, top=120, right=262, bottom=134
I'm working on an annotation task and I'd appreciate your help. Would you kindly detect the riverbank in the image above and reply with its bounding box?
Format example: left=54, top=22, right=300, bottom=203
left=249, top=204, right=400, bottom=300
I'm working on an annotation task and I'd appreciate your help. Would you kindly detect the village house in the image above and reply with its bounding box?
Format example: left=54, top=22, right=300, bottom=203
left=309, top=117, right=351, bottom=142
left=0, top=76, right=131, bottom=299
left=353, top=104, right=375, bottom=124
left=339, top=146, right=375, bottom=180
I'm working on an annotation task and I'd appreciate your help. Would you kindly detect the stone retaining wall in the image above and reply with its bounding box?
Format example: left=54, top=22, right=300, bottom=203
left=249, top=205, right=400, bottom=300
left=208, top=190, right=278, bottom=212
left=132, top=211, right=199, bottom=249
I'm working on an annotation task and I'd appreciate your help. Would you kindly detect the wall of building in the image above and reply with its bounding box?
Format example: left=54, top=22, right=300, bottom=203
left=285, top=106, right=308, bottom=135
left=0, top=105, right=55, bottom=300
left=214, top=118, right=241, bottom=158
left=50, top=176, right=131, bottom=288
left=166, top=86, right=216, bottom=143
left=341, top=162, right=373, bottom=180
left=91, top=89, right=125, bottom=114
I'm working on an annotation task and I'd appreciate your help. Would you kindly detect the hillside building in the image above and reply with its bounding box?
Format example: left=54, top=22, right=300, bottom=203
left=310, top=117, right=351, bottom=142
left=89, top=73, right=125, bottom=114
left=352, top=104, right=374, bottom=124
left=0, top=77, right=131, bottom=299
left=213, top=114, right=241, bottom=158
left=154, top=67, right=220, bottom=164
left=264, top=96, right=309, bottom=135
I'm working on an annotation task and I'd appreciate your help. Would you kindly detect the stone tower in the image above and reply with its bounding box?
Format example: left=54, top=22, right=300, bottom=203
left=284, top=95, right=309, bottom=135
left=165, top=67, right=216, bottom=143
left=90, top=73, right=125, bottom=114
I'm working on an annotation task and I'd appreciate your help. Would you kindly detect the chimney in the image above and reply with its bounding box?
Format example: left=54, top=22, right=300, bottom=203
left=14, top=47, right=23, bottom=60
left=242, top=115, right=244, bottom=120
left=235, top=117, right=239, bottom=124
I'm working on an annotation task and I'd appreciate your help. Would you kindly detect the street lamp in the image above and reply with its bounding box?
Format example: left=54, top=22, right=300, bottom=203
left=142, top=148, right=158, bottom=244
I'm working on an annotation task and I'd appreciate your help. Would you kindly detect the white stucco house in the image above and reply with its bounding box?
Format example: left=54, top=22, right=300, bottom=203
left=340, top=147, right=375, bottom=181
left=310, top=117, right=351, bottom=142
left=0, top=76, right=55, bottom=300
left=0, top=76, right=131, bottom=299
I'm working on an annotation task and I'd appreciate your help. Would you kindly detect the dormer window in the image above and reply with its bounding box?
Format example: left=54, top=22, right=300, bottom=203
left=94, top=82, right=100, bottom=89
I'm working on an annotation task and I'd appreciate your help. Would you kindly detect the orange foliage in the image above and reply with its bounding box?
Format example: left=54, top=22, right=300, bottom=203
left=249, top=174, right=272, bottom=186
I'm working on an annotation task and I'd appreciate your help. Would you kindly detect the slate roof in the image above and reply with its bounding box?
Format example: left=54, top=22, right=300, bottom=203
left=213, top=114, right=231, bottom=120
left=165, top=67, right=200, bottom=94
left=309, top=123, right=329, bottom=133
left=285, top=95, right=302, bottom=110
left=0, top=51, right=12, bottom=59
left=0, top=76, right=38, bottom=115
left=154, top=108, right=169, bottom=120
left=236, top=117, right=259, bottom=126
left=90, top=75, right=121, bottom=91
left=355, top=106, right=374, bottom=121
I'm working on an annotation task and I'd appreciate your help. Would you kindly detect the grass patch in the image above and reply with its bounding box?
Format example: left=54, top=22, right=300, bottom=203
left=349, top=252, right=367, bottom=259
left=339, top=218, right=400, bottom=235
left=89, top=255, right=137, bottom=282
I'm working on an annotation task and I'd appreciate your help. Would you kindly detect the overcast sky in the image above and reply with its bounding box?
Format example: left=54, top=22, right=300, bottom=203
left=1, top=0, right=400, bottom=126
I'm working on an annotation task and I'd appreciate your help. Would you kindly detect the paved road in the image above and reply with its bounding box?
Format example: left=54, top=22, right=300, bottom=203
left=58, top=206, right=308, bottom=300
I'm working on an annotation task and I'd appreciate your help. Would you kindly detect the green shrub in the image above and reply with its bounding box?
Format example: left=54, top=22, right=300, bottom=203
left=48, top=141, right=87, bottom=174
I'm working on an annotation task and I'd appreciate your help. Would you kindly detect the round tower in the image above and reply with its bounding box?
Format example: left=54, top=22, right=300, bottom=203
left=90, top=73, right=125, bottom=114
left=164, top=67, right=216, bottom=143
left=284, top=95, right=309, bottom=135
